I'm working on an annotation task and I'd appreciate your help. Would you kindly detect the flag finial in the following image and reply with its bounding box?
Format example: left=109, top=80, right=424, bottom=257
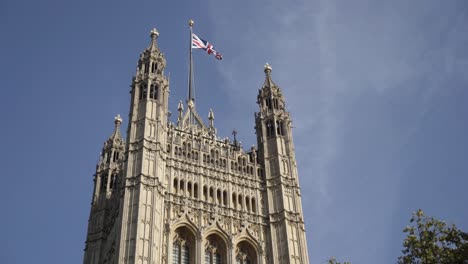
left=188, top=19, right=194, bottom=27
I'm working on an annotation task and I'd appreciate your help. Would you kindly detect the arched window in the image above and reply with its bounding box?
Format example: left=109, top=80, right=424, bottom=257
left=205, top=235, right=227, bottom=264
left=203, top=186, right=208, bottom=201
left=106, top=151, right=112, bottom=163
left=173, top=179, right=178, bottom=193
left=223, top=191, right=227, bottom=206
left=173, top=237, right=189, bottom=264
left=217, top=189, right=221, bottom=205
left=209, top=187, right=214, bottom=203
left=236, top=241, right=257, bottom=264
left=251, top=198, right=256, bottom=213
left=173, top=227, right=195, bottom=264
left=139, top=83, right=148, bottom=100
left=187, top=182, right=192, bottom=197
left=238, top=194, right=243, bottom=210
left=232, top=193, right=237, bottom=210
left=100, top=173, right=108, bottom=192
left=150, top=83, right=158, bottom=100
left=265, top=98, right=272, bottom=110
left=112, top=151, right=119, bottom=162
left=180, top=180, right=185, bottom=196
left=194, top=183, right=199, bottom=199
left=109, top=173, right=117, bottom=190
left=266, top=120, right=274, bottom=137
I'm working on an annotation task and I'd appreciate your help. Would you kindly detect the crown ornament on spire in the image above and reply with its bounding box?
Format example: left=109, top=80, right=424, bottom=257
left=263, top=63, right=276, bottom=88
left=114, top=114, right=123, bottom=126
left=264, top=63, right=272, bottom=74
left=148, top=28, right=160, bottom=52
left=150, top=28, right=159, bottom=39
left=108, top=114, right=123, bottom=143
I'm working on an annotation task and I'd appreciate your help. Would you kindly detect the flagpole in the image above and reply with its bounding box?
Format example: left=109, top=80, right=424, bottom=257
left=188, top=19, right=194, bottom=125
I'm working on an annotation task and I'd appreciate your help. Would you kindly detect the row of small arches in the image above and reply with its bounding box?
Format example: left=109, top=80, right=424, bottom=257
left=99, top=172, right=118, bottom=193
left=264, top=97, right=280, bottom=111
left=102, top=149, right=121, bottom=163
left=140, top=60, right=159, bottom=74
left=168, top=144, right=262, bottom=177
left=173, top=146, right=200, bottom=161
left=173, top=178, right=257, bottom=213
left=138, top=83, right=159, bottom=101
left=265, top=120, right=286, bottom=137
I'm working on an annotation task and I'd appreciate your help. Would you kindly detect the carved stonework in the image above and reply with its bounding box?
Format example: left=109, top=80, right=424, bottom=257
left=173, top=204, right=183, bottom=218
left=83, top=30, right=310, bottom=264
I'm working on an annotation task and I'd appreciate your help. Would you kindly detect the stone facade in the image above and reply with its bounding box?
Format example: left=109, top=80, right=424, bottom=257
left=83, top=28, right=309, bottom=264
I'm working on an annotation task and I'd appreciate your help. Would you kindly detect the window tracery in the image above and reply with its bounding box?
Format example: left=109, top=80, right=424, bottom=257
left=204, top=236, right=225, bottom=264
left=173, top=234, right=190, bottom=264
left=235, top=242, right=257, bottom=264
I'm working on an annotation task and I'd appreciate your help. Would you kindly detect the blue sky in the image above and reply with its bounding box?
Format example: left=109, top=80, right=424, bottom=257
left=1, top=0, right=468, bottom=263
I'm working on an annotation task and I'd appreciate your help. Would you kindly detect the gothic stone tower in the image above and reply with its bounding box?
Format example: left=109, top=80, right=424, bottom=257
left=83, top=28, right=309, bottom=264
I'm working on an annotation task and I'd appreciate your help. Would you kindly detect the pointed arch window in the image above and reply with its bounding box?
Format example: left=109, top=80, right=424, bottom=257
left=106, top=151, right=112, bottom=163
left=100, top=173, right=108, bottom=192
left=203, top=186, right=208, bottom=201
left=173, top=234, right=190, bottom=264
left=235, top=242, right=257, bottom=264
left=109, top=173, right=117, bottom=190
left=150, top=84, right=159, bottom=100
left=276, top=121, right=282, bottom=135
left=273, top=98, right=279, bottom=110
left=266, top=120, right=275, bottom=137
left=205, top=237, right=225, bottom=264
left=265, top=98, right=272, bottom=110
left=139, top=83, right=148, bottom=100
left=112, top=151, right=119, bottom=162
left=151, top=62, right=158, bottom=73
left=194, top=183, right=199, bottom=199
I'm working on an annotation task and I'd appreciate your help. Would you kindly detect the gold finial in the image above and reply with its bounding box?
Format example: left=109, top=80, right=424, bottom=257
left=188, top=19, right=194, bottom=27
left=150, top=28, right=159, bottom=39
left=264, top=63, right=272, bottom=74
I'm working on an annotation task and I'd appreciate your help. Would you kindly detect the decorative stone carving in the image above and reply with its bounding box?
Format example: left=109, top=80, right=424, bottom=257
left=83, top=30, right=310, bottom=264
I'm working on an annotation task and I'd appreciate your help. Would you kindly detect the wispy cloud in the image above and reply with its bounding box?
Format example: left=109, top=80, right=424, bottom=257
left=207, top=0, right=468, bottom=262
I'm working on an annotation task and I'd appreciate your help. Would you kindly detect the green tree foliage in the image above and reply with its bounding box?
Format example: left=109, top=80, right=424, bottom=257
left=399, top=209, right=468, bottom=264
left=327, top=257, right=351, bottom=264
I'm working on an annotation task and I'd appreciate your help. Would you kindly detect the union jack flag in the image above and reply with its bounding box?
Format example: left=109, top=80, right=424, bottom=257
left=192, top=33, right=223, bottom=60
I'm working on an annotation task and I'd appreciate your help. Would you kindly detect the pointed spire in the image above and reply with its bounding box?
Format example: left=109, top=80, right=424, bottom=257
left=177, top=101, right=184, bottom=126
left=232, top=129, right=240, bottom=150
left=108, top=114, right=123, bottom=143
left=208, top=108, right=215, bottom=128
left=263, top=63, right=275, bottom=88
left=149, top=28, right=159, bottom=51
left=178, top=101, right=184, bottom=112
left=257, top=63, right=285, bottom=113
